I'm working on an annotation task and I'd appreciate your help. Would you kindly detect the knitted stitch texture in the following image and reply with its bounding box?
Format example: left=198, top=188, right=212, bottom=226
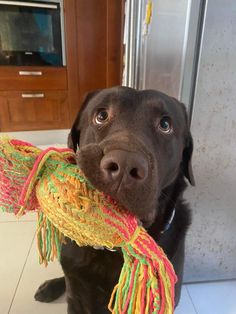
left=0, top=137, right=177, bottom=314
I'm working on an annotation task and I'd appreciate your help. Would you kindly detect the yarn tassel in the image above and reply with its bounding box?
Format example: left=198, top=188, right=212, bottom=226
left=37, top=211, right=64, bottom=266
left=108, top=227, right=177, bottom=314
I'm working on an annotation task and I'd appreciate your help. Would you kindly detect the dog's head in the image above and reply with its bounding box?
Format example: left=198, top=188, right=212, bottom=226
left=68, top=86, right=194, bottom=226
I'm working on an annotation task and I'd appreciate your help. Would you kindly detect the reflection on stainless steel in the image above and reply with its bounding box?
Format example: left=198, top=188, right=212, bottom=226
left=123, top=0, right=143, bottom=88
left=141, top=0, right=191, bottom=98
left=124, top=0, right=201, bottom=110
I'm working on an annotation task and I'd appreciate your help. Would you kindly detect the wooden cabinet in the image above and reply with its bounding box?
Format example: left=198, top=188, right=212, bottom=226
left=0, top=67, right=67, bottom=91
left=0, top=90, right=69, bottom=131
left=0, top=0, right=124, bottom=132
left=0, top=66, right=69, bottom=131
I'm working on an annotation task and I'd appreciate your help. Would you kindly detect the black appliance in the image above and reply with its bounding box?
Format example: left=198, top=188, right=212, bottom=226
left=0, top=1, right=63, bottom=66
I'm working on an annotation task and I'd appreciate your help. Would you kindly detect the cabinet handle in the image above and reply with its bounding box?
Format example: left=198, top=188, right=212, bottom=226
left=22, top=93, right=45, bottom=98
left=0, top=2, right=57, bottom=9
left=19, top=71, right=42, bottom=76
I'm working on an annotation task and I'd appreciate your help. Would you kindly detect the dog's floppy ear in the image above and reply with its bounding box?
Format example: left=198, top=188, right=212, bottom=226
left=182, top=132, right=195, bottom=186
left=67, top=90, right=101, bottom=152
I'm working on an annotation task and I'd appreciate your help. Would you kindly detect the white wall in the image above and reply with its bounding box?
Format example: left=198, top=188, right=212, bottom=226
left=184, top=0, right=236, bottom=282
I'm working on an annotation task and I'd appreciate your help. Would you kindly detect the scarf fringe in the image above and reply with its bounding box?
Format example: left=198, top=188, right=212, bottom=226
left=36, top=211, right=64, bottom=266
left=108, top=228, right=177, bottom=314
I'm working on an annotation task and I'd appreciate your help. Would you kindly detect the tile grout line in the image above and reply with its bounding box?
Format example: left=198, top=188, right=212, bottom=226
left=8, top=232, right=36, bottom=314
left=185, top=285, right=199, bottom=314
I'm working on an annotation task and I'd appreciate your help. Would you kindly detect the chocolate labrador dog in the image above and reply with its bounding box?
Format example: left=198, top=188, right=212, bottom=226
left=35, top=86, right=194, bottom=313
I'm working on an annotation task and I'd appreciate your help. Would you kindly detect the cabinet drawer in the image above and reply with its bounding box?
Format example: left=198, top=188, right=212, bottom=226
left=0, top=67, right=67, bottom=91
left=0, top=91, right=70, bottom=131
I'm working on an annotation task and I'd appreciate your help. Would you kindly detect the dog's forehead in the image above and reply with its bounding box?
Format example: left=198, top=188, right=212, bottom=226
left=139, top=90, right=186, bottom=118
left=86, top=87, right=186, bottom=122
left=87, top=87, right=137, bottom=109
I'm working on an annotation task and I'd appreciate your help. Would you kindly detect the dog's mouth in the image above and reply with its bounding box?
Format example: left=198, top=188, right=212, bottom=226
left=84, top=178, right=157, bottom=229
left=139, top=210, right=157, bottom=228
left=102, top=182, right=157, bottom=228
left=77, top=144, right=158, bottom=228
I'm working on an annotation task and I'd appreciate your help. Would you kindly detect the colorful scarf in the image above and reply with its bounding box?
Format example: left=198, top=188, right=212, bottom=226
left=0, top=137, right=177, bottom=314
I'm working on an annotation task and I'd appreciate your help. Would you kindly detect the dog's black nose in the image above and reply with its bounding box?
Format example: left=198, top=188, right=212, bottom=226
left=100, top=150, right=148, bottom=185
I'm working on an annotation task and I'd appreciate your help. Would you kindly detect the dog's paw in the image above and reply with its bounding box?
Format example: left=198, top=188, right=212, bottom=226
left=34, top=277, right=66, bottom=303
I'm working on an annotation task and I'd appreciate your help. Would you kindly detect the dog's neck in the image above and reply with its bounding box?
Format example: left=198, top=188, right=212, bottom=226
left=148, top=173, right=187, bottom=240
left=160, top=207, right=176, bottom=234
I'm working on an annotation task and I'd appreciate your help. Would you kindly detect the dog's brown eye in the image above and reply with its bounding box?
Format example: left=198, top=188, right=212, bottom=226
left=159, top=117, right=172, bottom=133
left=95, top=109, right=109, bottom=124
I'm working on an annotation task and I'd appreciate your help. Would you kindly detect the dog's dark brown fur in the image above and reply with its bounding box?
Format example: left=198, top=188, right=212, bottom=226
left=35, top=87, right=194, bottom=313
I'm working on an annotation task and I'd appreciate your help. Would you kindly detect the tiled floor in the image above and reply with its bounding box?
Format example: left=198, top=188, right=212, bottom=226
left=0, top=213, right=235, bottom=314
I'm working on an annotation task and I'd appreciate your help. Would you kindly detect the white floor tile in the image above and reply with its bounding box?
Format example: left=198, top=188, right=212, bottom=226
left=0, top=222, right=35, bottom=314
left=2, top=210, right=236, bottom=314
left=0, top=212, right=37, bottom=223
left=37, top=144, right=67, bottom=150
left=9, top=235, right=66, bottom=314
left=1, top=130, right=69, bottom=146
left=175, top=285, right=197, bottom=314
left=187, top=281, right=236, bottom=314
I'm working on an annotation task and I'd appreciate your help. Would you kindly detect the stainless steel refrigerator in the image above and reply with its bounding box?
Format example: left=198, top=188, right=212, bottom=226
left=123, top=0, right=236, bottom=282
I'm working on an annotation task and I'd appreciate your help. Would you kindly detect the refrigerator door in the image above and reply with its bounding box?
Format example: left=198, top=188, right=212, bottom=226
left=140, top=0, right=190, bottom=98
left=123, top=0, right=201, bottom=110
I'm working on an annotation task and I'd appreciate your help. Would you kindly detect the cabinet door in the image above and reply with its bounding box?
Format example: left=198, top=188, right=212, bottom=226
left=0, top=92, right=8, bottom=131
left=65, top=0, right=124, bottom=119
left=0, top=67, right=67, bottom=91
left=0, top=91, right=70, bottom=132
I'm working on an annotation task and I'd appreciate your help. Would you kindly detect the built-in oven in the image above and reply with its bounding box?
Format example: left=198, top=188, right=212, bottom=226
left=0, top=1, right=63, bottom=66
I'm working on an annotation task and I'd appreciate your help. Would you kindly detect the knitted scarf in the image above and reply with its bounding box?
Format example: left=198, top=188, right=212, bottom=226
left=0, top=137, right=177, bottom=314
